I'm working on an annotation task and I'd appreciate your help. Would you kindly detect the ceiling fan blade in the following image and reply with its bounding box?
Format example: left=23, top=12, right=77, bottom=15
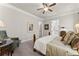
left=49, top=3, right=56, bottom=7
left=48, top=9, right=53, bottom=12
left=43, top=10, right=45, bottom=14
left=37, top=8, right=43, bottom=10
left=42, top=3, right=48, bottom=7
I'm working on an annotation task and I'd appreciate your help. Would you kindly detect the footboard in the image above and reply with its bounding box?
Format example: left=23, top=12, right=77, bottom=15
left=33, top=34, right=36, bottom=51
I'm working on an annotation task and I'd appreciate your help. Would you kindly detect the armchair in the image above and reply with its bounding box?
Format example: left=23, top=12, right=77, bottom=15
left=0, top=30, right=20, bottom=49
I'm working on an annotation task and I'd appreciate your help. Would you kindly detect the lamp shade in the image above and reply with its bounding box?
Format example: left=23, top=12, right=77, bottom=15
left=0, top=20, right=5, bottom=27
left=75, top=24, right=79, bottom=33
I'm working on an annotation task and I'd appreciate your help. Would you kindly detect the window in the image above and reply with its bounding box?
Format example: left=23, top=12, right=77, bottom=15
left=51, top=19, right=59, bottom=35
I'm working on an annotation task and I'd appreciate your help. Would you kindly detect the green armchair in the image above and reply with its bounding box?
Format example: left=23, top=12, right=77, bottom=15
left=0, top=30, right=9, bottom=40
left=0, top=30, right=20, bottom=49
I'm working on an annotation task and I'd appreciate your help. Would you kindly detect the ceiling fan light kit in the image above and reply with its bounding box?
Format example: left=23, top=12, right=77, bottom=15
left=37, top=3, right=56, bottom=14
left=44, top=7, right=48, bottom=11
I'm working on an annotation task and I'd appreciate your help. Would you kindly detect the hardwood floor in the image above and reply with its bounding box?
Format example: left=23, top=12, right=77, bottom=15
left=13, top=40, right=42, bottom=56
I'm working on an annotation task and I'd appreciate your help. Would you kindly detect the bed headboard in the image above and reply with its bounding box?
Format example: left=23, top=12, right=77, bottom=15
left=60, top=31, right=66, bottom=41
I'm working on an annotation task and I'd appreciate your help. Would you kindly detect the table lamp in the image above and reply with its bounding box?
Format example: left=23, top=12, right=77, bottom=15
left=0, top=20, right=6, bottom=29
left=75, top=24, right=79, bottom=33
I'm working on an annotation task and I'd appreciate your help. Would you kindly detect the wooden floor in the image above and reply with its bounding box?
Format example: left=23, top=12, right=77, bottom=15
left=13, top=40, right=42, bottom=56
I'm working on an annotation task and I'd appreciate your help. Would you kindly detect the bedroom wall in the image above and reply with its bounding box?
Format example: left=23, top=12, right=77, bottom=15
left=0, top=4, right=44, bottom=42
left=73, top=13, right=79, bottom=25
left=59, top=14, right=75, bottom=32
left=73, top=13, right=79, bottom=32
left=59, top=13, right=79, bottom=32
left=43, top=13, right=79, bottom=36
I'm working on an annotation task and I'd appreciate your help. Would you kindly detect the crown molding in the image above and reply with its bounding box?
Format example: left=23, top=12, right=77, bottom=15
left=0, top=3, right=44, bottom=21
left=45, top=8, right=79, bottom=20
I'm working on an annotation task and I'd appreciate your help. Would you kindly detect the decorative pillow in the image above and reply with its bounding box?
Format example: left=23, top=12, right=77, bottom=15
left=60, top=31, right=66, bottom=41
left=76, top=33, right=79, bottom=37
left=66, top=33, right=75, bottom=44
left=63, top=31, right=75, bottom=45
left=74, top=41, right=79, bottom=49
left=70, top=36, right=79, bottom=48
left=63, top=32, right=71, bottom=42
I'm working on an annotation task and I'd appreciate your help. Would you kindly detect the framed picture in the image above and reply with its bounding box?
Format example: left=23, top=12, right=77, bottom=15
left=44, top=24, right=49, bottom=30
left=29, top=24, right=33, bottom=31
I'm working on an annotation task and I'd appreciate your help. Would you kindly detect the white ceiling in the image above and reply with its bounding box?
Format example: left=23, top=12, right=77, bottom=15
left=10, top=3, right=79, bottom=20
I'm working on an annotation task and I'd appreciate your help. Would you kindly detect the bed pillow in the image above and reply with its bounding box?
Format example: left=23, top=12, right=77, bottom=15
left=66, top=32, right=75, bottom=45
left=60, top=31, right=66, bottom=41
left=70, top=36, right=79, bottom=49
left=76, top=33, right=79, bottom=37
left=63, top=32, right=71, bottom=43
left=63, top=31, right=75, bottom=45
left=74, top=41, right=79, bottom=50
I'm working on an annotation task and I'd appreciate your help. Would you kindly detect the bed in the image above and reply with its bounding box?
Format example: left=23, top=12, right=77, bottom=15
left=33, top=31, right=79, bottom=56
left=34, top=34, right=59, bottom=55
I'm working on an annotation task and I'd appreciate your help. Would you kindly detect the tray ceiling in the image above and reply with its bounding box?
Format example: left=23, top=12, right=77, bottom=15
left=10, top=3, right=79, bottom=20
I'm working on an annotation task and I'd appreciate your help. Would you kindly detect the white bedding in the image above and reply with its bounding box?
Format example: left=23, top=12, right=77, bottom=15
left=34, top=34, right=59, bottom=55
left=47, top=38, right=79, bottom=56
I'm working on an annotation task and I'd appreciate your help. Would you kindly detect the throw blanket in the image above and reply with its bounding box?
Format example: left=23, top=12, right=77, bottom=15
left=46, top=43, right=67, bottom=56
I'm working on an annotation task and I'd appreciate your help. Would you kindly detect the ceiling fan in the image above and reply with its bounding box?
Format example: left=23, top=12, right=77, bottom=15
left=37, top=3, right=56, bottom=14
